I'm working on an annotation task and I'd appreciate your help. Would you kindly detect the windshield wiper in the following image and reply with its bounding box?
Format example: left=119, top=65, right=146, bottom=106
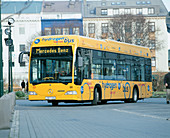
left=31, top=81, right=42, bottom=85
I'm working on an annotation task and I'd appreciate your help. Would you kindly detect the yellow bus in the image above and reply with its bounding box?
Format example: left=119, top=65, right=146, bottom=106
left=27, top=35, right=152, bottom=106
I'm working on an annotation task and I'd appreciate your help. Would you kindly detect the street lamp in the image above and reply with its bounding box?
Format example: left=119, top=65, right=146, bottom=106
left=0, top=3, right=3, bottom=97
left=8, top=18, right=15, bottom=25
left=4, top=18, right=15, bottom=93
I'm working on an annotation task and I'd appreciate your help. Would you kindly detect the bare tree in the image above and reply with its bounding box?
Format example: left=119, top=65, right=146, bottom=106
left=108, top=14, right=163, bottom=50
left=26, top=32, right=41, bottom=51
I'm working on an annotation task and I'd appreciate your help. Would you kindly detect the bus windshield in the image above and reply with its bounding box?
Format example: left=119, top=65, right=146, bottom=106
left=30, top=46, right=73, bottom=85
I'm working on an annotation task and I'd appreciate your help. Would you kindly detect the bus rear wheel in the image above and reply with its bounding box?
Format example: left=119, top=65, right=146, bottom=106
left=92, top=88, right=99, bottom=105
left=132, top=88, right=138, bottom=103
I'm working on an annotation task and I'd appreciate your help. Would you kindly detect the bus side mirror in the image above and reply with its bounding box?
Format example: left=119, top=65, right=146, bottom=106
left=78, top=57, right=83, bottom=67
left=18, top=52, right=23, bottom=63
left=18, top=51, right=30, bottom=63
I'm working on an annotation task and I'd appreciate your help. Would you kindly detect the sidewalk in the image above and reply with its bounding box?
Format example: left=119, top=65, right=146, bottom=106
left=0, top=129, right=10, bottom=138
left=0, top=110, right=19, bottom=138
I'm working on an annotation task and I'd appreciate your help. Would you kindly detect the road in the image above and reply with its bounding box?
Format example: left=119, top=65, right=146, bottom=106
left=12, top=98, right=170, bottom=138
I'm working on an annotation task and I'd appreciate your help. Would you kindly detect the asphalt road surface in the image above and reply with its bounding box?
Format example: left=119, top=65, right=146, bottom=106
left=14, top=98, right=170, bottom=138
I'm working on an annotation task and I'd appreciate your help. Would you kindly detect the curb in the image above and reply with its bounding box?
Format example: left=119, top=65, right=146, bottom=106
left=9, top=110, right=19, bottom=138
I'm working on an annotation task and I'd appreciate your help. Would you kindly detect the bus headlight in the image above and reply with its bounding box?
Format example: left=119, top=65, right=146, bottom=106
left=29, top=91, right=37, bottom=95
left=65, top=91, right=77, bottom=95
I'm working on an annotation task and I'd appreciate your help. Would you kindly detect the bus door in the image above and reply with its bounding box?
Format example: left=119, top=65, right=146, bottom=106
left=117, top=55, right=131, bottom=99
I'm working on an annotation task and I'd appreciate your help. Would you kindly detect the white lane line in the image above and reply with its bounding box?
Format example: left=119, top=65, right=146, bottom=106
left=112, top=109, right=167, bottom=120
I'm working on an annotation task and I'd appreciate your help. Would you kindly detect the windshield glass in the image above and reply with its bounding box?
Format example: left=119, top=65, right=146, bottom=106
left=30, top=46, right=73, bottom=84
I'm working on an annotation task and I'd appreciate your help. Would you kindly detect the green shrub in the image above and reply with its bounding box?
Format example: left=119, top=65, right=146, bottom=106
left=15, top=91, right=25, bottom=98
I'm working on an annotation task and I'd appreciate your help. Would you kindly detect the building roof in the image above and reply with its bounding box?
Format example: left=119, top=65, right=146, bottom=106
left=83, top=0, right=168, bottom=17
left=42, top=1, right=82, bottom=13
left=1, top=1, right=42, bottom=14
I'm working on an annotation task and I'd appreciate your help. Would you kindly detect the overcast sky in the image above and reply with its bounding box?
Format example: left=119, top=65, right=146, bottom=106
left=2, top=0, right=170, bottom=11
left=162, top=0, right=170, bottom=11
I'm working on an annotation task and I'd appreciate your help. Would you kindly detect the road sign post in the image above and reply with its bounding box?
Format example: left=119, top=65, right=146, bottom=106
left=4, top=18, right=15, bottom=93
left=0, top=3, right=4, bottom=97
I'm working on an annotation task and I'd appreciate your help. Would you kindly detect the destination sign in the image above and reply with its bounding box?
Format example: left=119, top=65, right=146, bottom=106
left=35, top=47, right=69, bottom=54
left=32, top=46, right=72, bottom=58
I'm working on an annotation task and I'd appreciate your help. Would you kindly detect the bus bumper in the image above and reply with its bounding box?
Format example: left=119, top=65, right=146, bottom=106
left=28, top=94, right=79, bottom=101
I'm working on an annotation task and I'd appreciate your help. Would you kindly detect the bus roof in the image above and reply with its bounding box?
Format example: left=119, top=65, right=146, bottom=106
left=32, top=35, right=151, bottom=58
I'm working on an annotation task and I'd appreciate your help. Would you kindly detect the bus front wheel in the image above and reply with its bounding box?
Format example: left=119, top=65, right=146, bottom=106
left=92, top=88, right=99, bottom=105
left=52, top=101, right=58, bottom=106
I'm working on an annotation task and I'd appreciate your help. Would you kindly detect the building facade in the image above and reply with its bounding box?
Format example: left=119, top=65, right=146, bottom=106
left=83, top=0, right=169, bottom=72
left=1, top=1, right=42, bottom=85
left=41, top=1, right=83, bottom=36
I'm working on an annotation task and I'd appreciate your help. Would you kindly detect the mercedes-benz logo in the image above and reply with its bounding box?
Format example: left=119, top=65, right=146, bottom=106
left=48, top=89, right=53, bottom=95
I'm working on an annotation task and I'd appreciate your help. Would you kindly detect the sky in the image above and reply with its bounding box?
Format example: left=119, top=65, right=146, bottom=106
left=162, top=0, right=170, bottom=11
left=2, top=0, right=170, bottom=11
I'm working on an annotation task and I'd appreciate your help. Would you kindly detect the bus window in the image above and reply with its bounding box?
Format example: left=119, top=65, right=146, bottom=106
left=145, top=58, right=152, bottom=82
left=117, top=54, right=126, bottom=80
left=103, top=52, right=117, bottom=80
left=131, top=56, right=141, bottom=81
left=92, top=50, right=104, bottom=80
left=75, top=48, right=92, bottom=85
left=92, top=58, right=103, bottom=79
left=103, top=59, right=116, bottom=80
left=125, top=55, right=131, bottom=81
left=140, top=58, right=145, bottom=81
left=30, top=46, right=73, bottom=85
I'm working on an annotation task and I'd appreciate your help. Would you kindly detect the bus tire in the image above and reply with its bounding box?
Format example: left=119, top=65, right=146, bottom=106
left=52, top=101, right=58, bottom=106
left=101, top=100, right=107, bottom=104
left=132, top=88, right=138, bottom=103
left=92, top=88, right=99, bottom=105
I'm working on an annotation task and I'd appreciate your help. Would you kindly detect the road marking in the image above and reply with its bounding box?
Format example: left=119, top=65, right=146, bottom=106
left=112, top=109, right=167, bottom=120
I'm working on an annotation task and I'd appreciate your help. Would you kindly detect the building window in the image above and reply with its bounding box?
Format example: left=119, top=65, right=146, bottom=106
left=142, top=8, right=148, bottom=15
left=44, top=28, right=51, bottom=35
left=55, top=28, right=61, bottom=35
left=57, top=14, right=60, bottom=19
left=136, top=39, right=141, bottom=45
left=20, top=44, right=25, bottom=51
left=150, top=40, right=155, bottom=49
left=88, top=23, right=95, bottom=34
left=19, top=27, right=25, bottom=35
left=101, top=9, right=107, bottom=15
left=101, top=23, right=108, bottom=34
left=101, top=2, right=106, bottom=6
left=113, top=9, right=119, bottom=15
left=125, top=22, right=131, bottom=33
left=121, top=2, right=126, bottom=5
left=148, top=22, right=155, bottom=32
left=151, top=57, right=156, bottom=67
left=116, top=2, right=121, bottom=5
left=90, top=10, right=95, bottom=14
left=73, top=27, right=79, bottom=35
left=147, top=1, right=151, bottom=4
left=136, top=1, right=141, bottom=5
left=125, top=8, right=131, bottom=14
left=136, top=22, right=142, bottom=32
left=136, top=8, right=142, bottom=15
left=63, top=28, right=69, bottom=35
left=148, top=8, right=155, bottom=15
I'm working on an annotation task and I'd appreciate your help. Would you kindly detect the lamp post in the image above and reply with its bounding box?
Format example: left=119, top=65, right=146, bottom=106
left=0, top=2, right=4, bottom=97
left=4, top=18, right=15, bottom=93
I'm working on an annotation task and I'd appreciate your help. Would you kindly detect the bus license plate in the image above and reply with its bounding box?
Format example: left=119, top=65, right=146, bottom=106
left=45, top=97, right=56, bottom=100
